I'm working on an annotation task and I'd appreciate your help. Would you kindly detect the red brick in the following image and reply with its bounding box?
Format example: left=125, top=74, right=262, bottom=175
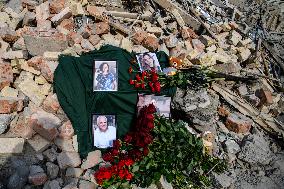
left=225, top=112, right=252, bottom=134
left=30, top=110, right=61, bottom=141
left=59, top=18, right=74, bottom=31
left=10, top=114, right=35, bottom=139
left=27, top=56, right=43, bottom=71
left=67, top=32, right=83, bottom=45
left=50, top=0, right=65, bottom=14
left=94, top=22, right=110, bottom=35
left=0, top=63, right=13, bottom=90
left=87, top=6, right=108, bottom=22
left=181, top=27, right=198, bottom=40
left=0, top=97, right=23, bottom=114
left=58, top=120, right=74, bottom=139
left=218, top=105, right=231, bottom=117
left=142, top=36, right=159, bottom=51
left=43, top=93, right=60, bottom=114
left=29, top=172, right=48, bottom=186
left=131, top=31, right=147, bottom=45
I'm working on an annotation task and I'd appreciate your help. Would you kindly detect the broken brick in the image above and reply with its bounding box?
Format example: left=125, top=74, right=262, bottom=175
left=51, top=7, right=72, bottom=25
left=255, top=88, right=273, bottom=106
left=181, top=27, right=198, bottom=40
left=225, top=112, right=253, bottom=134
left=58, top=120, right=74, bottom=139
left=0, top=63, right=13, bottom=90
left=43, top=93, right=60, bottom=114
left=89, top=34, right=101, bottom=46
left=131, top=31, right=147, bottom=45
left=49, top=0, right=65, bottom=14
left=94, top=22, right=110, bottom=35
left=0, top=97, right=23, bottom=114
left=142, top=36, right=159, bottom=51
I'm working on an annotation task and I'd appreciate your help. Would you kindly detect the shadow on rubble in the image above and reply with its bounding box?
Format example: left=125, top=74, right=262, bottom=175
left=0, top=142, right=43, bottom=189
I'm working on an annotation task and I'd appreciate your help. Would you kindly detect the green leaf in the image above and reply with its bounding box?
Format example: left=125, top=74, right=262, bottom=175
left=132, top=165, right=139, bottom=172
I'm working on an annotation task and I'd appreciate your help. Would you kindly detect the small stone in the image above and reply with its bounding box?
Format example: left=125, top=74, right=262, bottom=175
left=142, top=35, right=159, bottom=51
left=40, top=60, right=59, bottom=82
left=157, top=175, right=173, bottom=189
left=43, top=147, right=58, bottom=162
left=131, top=31, right=147, bottom=45
left=23, top=11, right=35, bottom=26
left=57, top=152, right=81, bottom=169
left=213, top=172, right=234, bottom=188
left=237, top=47, right=251, bottom=62
left=20, top=60, right=41, bottom=75
left=255, top=88, right=273, bottom=105
left=237, top=84, right=248, bottom=96
left=213, top=62, right=241, bottom=74
left=0, top=39, right=9, bottom=53
left=37, top=19, right=52, bottom=31
left=30, top=110, right=61, bottom=141
left=225, top=112, right=253, bottom=134
left=81, top=150, right=102, bottom=170
left=46, top=162, right=59, bottom=179
left=225, top=139, right=240, bottom=154
left=180, top=27, right=198, bottom=39
left=94, top=22, right=110, bottom=35
left=27, top=134, right=51, bottom=152
left=0, top=86, right=18, bottom=98
left=43, top=52, right=61, bottom=61
left=146, top=26, right=163, bottom=37
left=88, top=35, right=101, bottom=46
left=120, top=37, right=133, bottom=52
left=18, top=79, right=46, bottom=106
left=0, top=114, right=13, bottom=134
left=43, top=180, right=61, bottom=189
left=164, top=35, right=178, bottom=48
left=28, top=172, right=48, bottom=186
left=43, top=93, right=60, bottom=114
left=0, top=97, right=23, bottom=113
left=35, top=75, right=47, bottom=85
left=70, top=2, right=85, bottom=16
left=81, top=39, right=94, bottom=50
left=217, top=106, right=230, bottom=117
left=72, top=135, right=78, bottom=152
left=58, top=120, right=74, bottom=139
left=79, top=180, right=96, bottom=189
left=199, top=35, right=215, bottom=47
left=10, top=113, right=36, bottom=139
left=51, top=7, right=72, bottom=25
left=228, top=30, right=242, bottom=46
left=49, top=0, right=65, bottom=14
left=29, top=165, right=44, bottom=175
left=1, top=50, right=28, bottom=59
left=0, top=138, right=25, bottom=154
left=65, top=167, right=84, bottom=178
left=192, top=39, right=205, bottom=52
left=55, top=138, right=75, bottom=152
left=35, top=1, right=49, bottom=22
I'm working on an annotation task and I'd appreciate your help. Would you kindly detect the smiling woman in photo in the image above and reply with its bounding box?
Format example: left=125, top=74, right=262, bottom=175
left=95, top=62, right=117, bottom=91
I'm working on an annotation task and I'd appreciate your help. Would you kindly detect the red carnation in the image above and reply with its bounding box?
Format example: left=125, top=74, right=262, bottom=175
left=135, top=83, right=140, bottom=88
left=124, top=134, right=133, bottom=143
left=154, top=82, right=161, bottom=93
left=136, top=74, right=141, bottom=82
left=102, top=152, right=113, bottom=162
left=148, top=82, right=155, bottom=92
left=141, top=83, right=145, bottom=89
left=112, top=149, right=119, bottom=156
left=141, top=71, right=147, bottom=78
left=147, top=104, right=156, bottom=113
left=124, top=158, right=134, bottom=166
left=152, top=74, right=159, bottom=82
left=146, top=114, right=154, bottom=121
left=129, top=79, right=134, bottom=85
left=146, top=121, right=154, bottom=129
left=113, top=139, right=121, bottom=149
left=128, top=67, right=133, bottom=73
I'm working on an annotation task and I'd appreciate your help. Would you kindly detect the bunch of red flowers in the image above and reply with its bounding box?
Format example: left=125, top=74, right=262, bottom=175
left=94, top=104, right=157, bottom=186
left=129, top=67, right=161, bottom=93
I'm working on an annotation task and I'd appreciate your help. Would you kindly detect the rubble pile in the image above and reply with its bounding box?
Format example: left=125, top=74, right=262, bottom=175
left=0, top=0, right=283, bottom=188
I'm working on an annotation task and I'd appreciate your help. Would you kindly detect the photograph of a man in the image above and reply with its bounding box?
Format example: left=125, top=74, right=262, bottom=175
left=136, top=52, right=162, bottom=72
left=93, top=60, right=118, bottom=91
left=92, top=115, right=116, bottom=148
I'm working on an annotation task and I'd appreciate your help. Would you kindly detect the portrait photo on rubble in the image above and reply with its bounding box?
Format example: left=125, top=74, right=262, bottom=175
left=136, top=52, right=162, bottom=72
left=137, top=93, right=171, bottom=117
left=92, top=114, right=117, bottom=148
left=93, top=60, right=118, bottom=91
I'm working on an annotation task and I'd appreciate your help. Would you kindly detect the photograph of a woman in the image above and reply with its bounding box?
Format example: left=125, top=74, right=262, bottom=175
left=93, top=60, right=117, bottom=91
left=136, top=52, right=162, bottom=72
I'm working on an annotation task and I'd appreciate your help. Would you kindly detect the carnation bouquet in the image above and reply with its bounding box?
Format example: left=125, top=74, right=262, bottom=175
left=93, top=104, right=226, bottom=188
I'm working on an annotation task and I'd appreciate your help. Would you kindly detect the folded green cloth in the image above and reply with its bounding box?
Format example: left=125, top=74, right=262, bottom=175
left=54, top=45, right=175, bottom=157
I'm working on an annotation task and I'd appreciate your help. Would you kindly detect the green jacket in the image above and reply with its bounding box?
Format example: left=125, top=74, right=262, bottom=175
left=54, top=45, right=174, bottom=157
